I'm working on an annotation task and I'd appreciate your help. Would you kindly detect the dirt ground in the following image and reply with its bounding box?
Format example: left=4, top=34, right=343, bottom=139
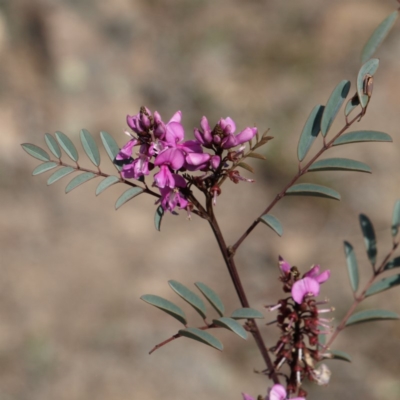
left=1, top=0, right=400, bottom=399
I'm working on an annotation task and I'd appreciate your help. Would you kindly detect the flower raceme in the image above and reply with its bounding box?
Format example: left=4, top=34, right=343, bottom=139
left=115, top=107, right=259, bottom=213
left=262, top=258, right=333, bottom=398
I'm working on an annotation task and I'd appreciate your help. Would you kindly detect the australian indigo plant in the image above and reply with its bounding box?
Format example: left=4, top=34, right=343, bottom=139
left=21, top=7, right=400, bottom=400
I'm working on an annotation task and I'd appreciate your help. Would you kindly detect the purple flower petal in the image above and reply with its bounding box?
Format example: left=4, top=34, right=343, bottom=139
left=168, top=110, right=182, bottom=123
left=242, top=394, right=255, bottom=400
left=268, top=384, right=286, bottom=400
left=178, top=140, right=203, bottom=153
left=154, top=148, right=185, bottom=170
left=292, top=277, right=320, bottom=304
left=305, top=265, right=320, bottom=278
left=235, top=127, right=258, bottom=145
left=154, top=165, right=175, bottom=188
left=221, top=134, right=237, bottom=149
left=210, top=155, right=220, bottom=169
left=186, top=153, right=211, bottom=166
left=165, top=121, right=185, bottom=144
left=279, top=256, right=291, bottom=274
left=116, top=139, right=137, bottom=160
left=316, top=269, right=330, bottom=283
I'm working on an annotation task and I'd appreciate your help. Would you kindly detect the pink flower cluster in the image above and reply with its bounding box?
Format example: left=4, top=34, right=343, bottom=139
left=115, top=107, right=258, bottom=212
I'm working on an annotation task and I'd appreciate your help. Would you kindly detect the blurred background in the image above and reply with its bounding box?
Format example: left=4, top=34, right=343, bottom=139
left=1, top=0, right=400, bottom=399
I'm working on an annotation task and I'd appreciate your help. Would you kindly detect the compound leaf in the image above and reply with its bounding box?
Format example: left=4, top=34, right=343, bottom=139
left=65, top=172, right=96, bottom=193
left=213, top=317, right=247, bottom=340
left=359, top=214, right=377, bottom=267
left=231, top=308, right=264, bottom=320
left=168, top=280, right=207, bottom=319
left=100, top=131, right=122, bottom=171
left=21, top=143, right=50, bottom=162
left=55, top=131, right=79, bottom=162
left=333, top=131, right=392, bottom=146
left=361, top=11, right=398, bottom=64
left=115, top=187, right=143, bottom=210
left=80, top=129, right=100, bottom=167
left=195, top=282, right=225, bottom=317
left=32, top=162, right=58, bottom=176
left=308, top=158, right=371, bottom=174
left=44, top=133, right=61, bottom=158
left=154, top=206, right=164, bottom=231
left=365, top=275, right=400, bottom=297
left=297, top=105, right=324, bottom=162
left=286, top=183, right=340, bottom=201
left=141, top=294, right=187, bottom=325
left=260, top=214, right=283, bottom=237
left=47, top=167, right=75, bottom=185
left=321, top=80, right=351, bottom=136
left=96, top=176, right=120, bottom=196
left=344, top=241, right=359, bottom=293
left=178, top=328, right=223, bottom=351
left=345, top=309, right=399, bottom=327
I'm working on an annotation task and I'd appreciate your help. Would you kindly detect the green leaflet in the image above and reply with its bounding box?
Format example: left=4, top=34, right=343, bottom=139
left=361, top=11, right=399, bottom=64
left=32, top=162, right=58, bottom=176
left=345, top=309, right=399, bottom=327
left=285, top=183, right=340, bottom=201
left=333, top=131, right=392, bottom=146
left=55, top=131, right=79, bottom=162
left=213, top=317, right=247, bottom=340
left=365, top=275, right=400, bottom=298
left=141, top=294, right=187, bottom=325
left=100, top=131, right=122, bottom=171
left=297, top=105, right=324, bottom=162
left=356, top=59, right=379, bottom=108
left=391, top=200, right=400, bottom=237
left=179, top=328, right=223, bottom=351
left=47, top=167, right=75, bottom=185
left=80, top=129, right=100, bottom=167
left=260, top=214, right=283, bottom=237
left=308, top=158, right=371, bottom=174
left=115, top=187, right=143, bottom=210
left=44, top=133, right=61, bottom=159
left=359, top=214, right=377, bottom=267
left=168, top=280, right=207, bottom=319
left=344, top=241, right=359, bottom=293
left=65, top=172, right=96, bottom=193
left=321, top=80, right=351, bottom=136
left=195, top=282, right=225, bottom=317
left=21, top=143, right=50, bottom=162
left=96, top=176, right=120, bottom=196
left=230, top=308, right=264, bottom=320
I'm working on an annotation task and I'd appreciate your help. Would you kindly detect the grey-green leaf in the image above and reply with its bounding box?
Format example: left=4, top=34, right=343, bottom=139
left=286, top=183, right=340, bottom=201
left=96, top=176, right=120, bottom=196
left=213, top=317, right=247, bottom=340
left=55, top=131, right=79, bottom=162
left=391, top=200, right=400, bottom=237
left=308, top=158, right=371, bottom=173
left=32, top=162, right=58, bottom=176
left=260, top=214, right=283, bottom=237
left=65, top=172, right=96, bottom=193
left=47, top=166, right=75, bottom=185
left=80, top=129, right=100, bottom=167
left=168, top=280, right=207, bottom=319
left=357, top=59, right=379, bottom=108
left=297, top=105, right=324, bottom=162
left=21, top=143, right=50, bottom=162
left=195, top=282, right=225, bottom=317
left=333, top=130, right=392, bottom=146
left=345, top=309, right=399, bottom=327
left=325, top=350, right=352, bottom=363
left=359, top=214, right=377, bottom=267
left=365, top=275, right=400, bottom=297
left=361, top=11, right=398, bottom=65
left=100, top=131, right=122, bottom=171
left=384, top=256, right=400, bottom=271
left=321, top=80, right=351, bottom=136
left=45, top=133, right=61, bottom=158
left=344, top=241, right=359, bottom=293
left=230, top=308, right=264, bottom=320
left=178, top=327, right=223, bottom=351
left=344, top=94, right=360, bottom=117
left=154, top=206, right=164, bottom=231
left=141, top=294, right=187, bottom=325
left=115, top=187, right=143, bottom=210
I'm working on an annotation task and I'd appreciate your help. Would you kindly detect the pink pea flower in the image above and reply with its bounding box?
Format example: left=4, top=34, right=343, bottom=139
left=121, top=154, right=150, bottom=179
left=291, top=265, right=330, bottom=304
left=127, top=107, right=151, bottom=134
left=279, top=255, right=291, bottom=275
left=219, top=117, right=236, bottom=135
left=116, top=138, right=137, bottom=161
left=222, top=126, right=258, bottom=149
left=242, top=384, right=305, bottom=400
left=194, top=116, right=213, bottom=147
left=158, top=174, right=188, bottom=212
